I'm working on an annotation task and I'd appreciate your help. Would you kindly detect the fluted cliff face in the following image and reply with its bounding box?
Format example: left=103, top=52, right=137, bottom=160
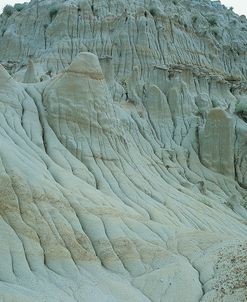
left=0, top=1, right=247, bottom=301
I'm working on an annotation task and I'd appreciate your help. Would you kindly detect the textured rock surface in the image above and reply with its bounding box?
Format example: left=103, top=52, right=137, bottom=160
left=0, top=0, right=247, bottom=301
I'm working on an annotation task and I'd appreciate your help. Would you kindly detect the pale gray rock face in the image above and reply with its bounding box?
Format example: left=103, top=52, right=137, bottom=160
left=0, top=1, right=247, bottom=301
left=199, top=108, right=235, bottom=177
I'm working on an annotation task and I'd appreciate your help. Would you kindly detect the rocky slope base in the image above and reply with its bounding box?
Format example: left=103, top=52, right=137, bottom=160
left=0, top=0, right=247, bottom=301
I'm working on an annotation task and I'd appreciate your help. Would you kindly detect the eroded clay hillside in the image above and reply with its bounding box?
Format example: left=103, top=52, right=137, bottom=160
left=0, top=0, right=247, bottom=301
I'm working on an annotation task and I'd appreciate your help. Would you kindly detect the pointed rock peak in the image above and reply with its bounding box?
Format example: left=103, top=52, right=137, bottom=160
left=23, top=58, right=38, bottom=83
left=133, top=65, right=139, bottom=72
left=99, top=56, right=114, bottom=84
left=131, top=65, right=140, bottom=80
left=0, top=64, right=18, bottom=91
left=0, top=64, right=12, bottom=82
left=208, top=107, right=229, bottom=119
left=67, top=52, right=104, bottom=80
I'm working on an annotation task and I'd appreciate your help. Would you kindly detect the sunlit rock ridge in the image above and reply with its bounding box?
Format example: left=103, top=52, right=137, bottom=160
left=0, top=0, right=247, bottom=301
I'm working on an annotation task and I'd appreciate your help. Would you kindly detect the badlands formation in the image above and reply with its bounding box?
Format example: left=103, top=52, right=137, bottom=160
left=0, top=0, right=247, bottom=301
